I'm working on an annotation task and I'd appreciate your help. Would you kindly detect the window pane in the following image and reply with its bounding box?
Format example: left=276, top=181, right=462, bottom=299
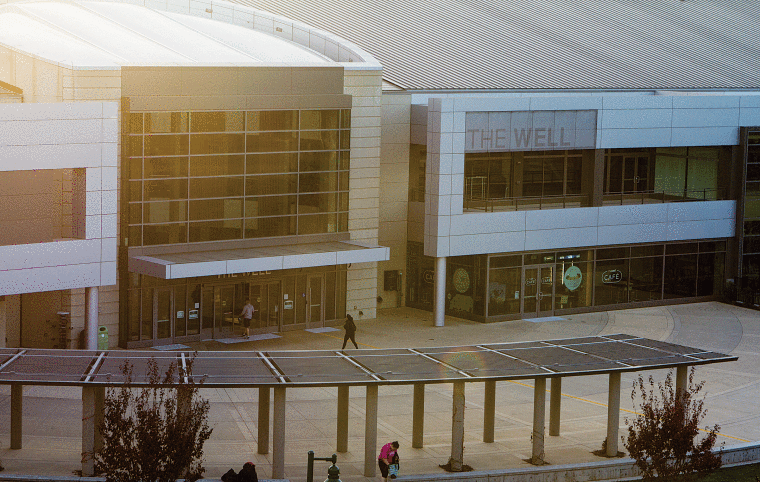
left=556, top=261, right=592, bottom=309
left=129, top=225, right=142, bottom=247
left=144, top=157, right=188, bottom=178
left=340, top=130, right=350, bottom=150
left=145, top=112, right=188, bottom=133
left=630, top=245, right=664, bottom=257
left=666, top=243, right=698, bottom=255
left=299, top=213, right=338, bottom=234
left=245, top=196, right=296, bottom=217
left=301, top=109, right=339, bottom=130
left=245, top=216, right=296, bottom=238
left=300, top=172, right=338, bottom=193
left=142, top=288, right=153, bottom=339
left=247, top=153, right=298, bottom=174
left=129, top=113, right=143, bottom=134
left=190, top=155, right=244, bottom=177
left=145, top=134, right=189, bottom=156
left=128, top=137, right=143, bottom=157
left=129, top=203, right=142, bottom=224
left=189, top=177, right=243, bottom=198
left=129, top=289, right=140, bottom=341
left=300, top=130, right=339, bottom=151
left=488, top=267, right=521, bottom=316
left=190, top=134, right=245, bottom=155
left=339, top=150, right=350, bottom=170
left=299, top=193, right=338, bottom=214
left=246, top=174, right=297, bottom=195
left=174, top=286, right=186, bottom=337
left=664, top=254, right=698, bottom=298
left=129, top=158, right=143, bottom=180
left=144, top=179, right=188, bottom=201
left=596, top=247, right=628, bottom=260
left=143, top=223, right=187, bottom=245
left=629, top=256, right=663, bottom=302
left=697, top=252, right=723, bottom=297
left=341, top=109, right=351, bottom=129
left=594, top=258, right=628, bottom=305
left=247, top=132, right=298, bottom=152
left=247, top=111, right=298, bottom=131
left=189, top=220, right=242, bottom=242
left=190, top=198, right=243, bottom=220
left=191, top=111, right=244, bottom=132
left=144, top=200, right=187, bottom=223
left=300, top=151, right=339, bottom=172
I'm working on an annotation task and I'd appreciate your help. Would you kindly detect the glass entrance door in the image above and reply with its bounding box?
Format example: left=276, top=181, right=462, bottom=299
left=307, top=275, right=324, bottom=327
left=522, top=265, right=554, bottom=318
left=250, top=282, right=282, bottom=332
left=155, top=288, right=173, bottom=342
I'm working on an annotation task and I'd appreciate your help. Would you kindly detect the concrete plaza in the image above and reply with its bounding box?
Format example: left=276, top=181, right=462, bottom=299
left=0, top=301, right=758, bottom=481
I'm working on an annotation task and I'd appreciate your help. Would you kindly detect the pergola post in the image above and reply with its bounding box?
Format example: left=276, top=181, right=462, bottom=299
left=606, top=372, right=621, bottom=457
left=676, top=365, right=688, bottom=399
left=531, top=377, right=546, bottom=464
left=364, top=385, right=378, bottom=477
left=450, top=381, right=465, bottom=471
left=337, top=385, right=349, bottom=452
left=81, top=386, right=104, bottom=476
left=272, top=386, right=286, bottom=479
left=434, top=257, right=447, bottom=327
left=258, top=387, right=270, bottom=454
left=549, top=377, right=561, bottom=436
left=412, top=383, right=425, bottom=448
left=10, top=383, right=22, bottom=449
left=483, top=380, right=495, bottom=443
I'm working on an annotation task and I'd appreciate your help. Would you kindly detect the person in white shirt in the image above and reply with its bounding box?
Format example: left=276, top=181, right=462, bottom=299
left=239, top=299, right=255, bottom=338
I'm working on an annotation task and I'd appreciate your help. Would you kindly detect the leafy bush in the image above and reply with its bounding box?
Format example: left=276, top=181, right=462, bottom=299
left=95, top=357, right=213, bottom=482
left=624, top=368, right=722, bottom=480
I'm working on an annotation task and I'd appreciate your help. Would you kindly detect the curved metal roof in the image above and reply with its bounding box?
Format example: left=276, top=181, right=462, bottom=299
left=227, top=0, right=760, bottom=90
left=0, top=334, right=737, bottom=387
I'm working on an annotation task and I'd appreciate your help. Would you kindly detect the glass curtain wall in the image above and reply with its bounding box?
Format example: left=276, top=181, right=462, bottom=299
left=742, top=131, right=760, bottom=278
left=126, top=109, right=350, bottom=246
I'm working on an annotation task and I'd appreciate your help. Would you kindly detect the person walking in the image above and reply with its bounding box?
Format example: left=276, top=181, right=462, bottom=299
left=378, top=441, right=399, bottom=481
left=342, top=314, right=358, bottom=350
left=239, top=299, right=255, bottom=338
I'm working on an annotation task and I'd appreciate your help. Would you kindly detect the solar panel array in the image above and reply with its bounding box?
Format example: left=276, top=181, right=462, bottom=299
left=0, top=334, right=737, bottom=387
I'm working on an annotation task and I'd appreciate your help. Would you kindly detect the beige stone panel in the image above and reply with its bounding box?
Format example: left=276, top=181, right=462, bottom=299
left=379, top=202, right=408, bottom=223
left=351, top=167, right=380, bottom=179
left=72, top=75, right=121, bottom=89
left=121, top=67, right=183, bottom=97
left=348, top=176, right=380, bottom=190
left=351, top=96, right=382, bottom=108
left=351, top=126, right=382, bottom=139
left=349, top=205, right=379, bottom=218
left=32, top=59, right=61, bottom=101
left=72, top=88, right=121, bottom=101
left=350, top=136, right=380, bottom=150
left=346, top=287, right=376, bottom=300
left=382, top=143, right=410, bottom=164
left=347, top=266, right=376, bottom=280
left=383, top=93, right=413, bottom=107
left=348, top=217, right=379, bottom=232
left=380, top=220, right=408, bottom=242
left=349, top=187, right=380, bottom=200
left=350, top=146, right=381, bottom=159
left=0, top=46, right=12, bottom=85
left=349, top=228, right=378, bottom=241
left=349, top=106, right=381, bottom=119
left=382, top=123, right=411, bottom=143
left=344, top=85, right=382, bottom=98
left=13, top=54, right=34, bottom=99
left=292, top=67, right=344, bottom=95
left=349, top=157, right=382, bottom=170
left=348, top=197, right=379, bottom=210
left=344, top=74, right=383, bottom=88
left=350, top=116, right=382, bottom=129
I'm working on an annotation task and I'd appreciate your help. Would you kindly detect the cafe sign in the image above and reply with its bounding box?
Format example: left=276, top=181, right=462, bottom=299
left=465, top=110, right=597, bottom=152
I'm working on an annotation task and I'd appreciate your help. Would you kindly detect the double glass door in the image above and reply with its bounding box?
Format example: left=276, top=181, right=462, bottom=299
left=522, top=264, right=554, bottom=317
left=607, top=155, right=650, bottom=193
left=250, top=282, right=281, bottom=332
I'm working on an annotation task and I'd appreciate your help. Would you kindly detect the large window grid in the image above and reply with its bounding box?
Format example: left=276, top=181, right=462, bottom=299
left=126, top=110, right=350, bottom=247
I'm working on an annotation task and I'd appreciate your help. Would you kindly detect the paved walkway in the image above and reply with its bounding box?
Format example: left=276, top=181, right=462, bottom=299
left=0, top=302, right=758, bottom=481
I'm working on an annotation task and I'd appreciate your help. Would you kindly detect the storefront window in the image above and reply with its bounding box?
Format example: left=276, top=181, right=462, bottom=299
left=664, top=254, right=698, bottom=299
left=555, top=258, right=592, bottom=310
left=594, top=258, right=629, bottom=306
left=488, top=266, right=521, bottom=316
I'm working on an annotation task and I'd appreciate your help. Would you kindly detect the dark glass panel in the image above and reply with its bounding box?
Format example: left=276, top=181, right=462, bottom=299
left=699, top=241, right=725, bottom=253
left=339, top=171, right=350, bottom=191
left=245, top=196, right=296, bottom=217
left=556, top=261, right=592, bottom=309
left=596, top=247, right=628, bottom=260
left=129, top=158, right=142, bottom=180
left=189, top=198, right=243, bottom=221
left=145, top=134, right=189, bottom=156
left=245, top=216, right=296, bottom=238
left=174, top=286, right=186, bottom=337
left=522, top=158, right=543, bottom=197
left=697, top=252, right=724, bottom=296
left=300, top=130, right=339, bottom=151
left=743, top=236, right=760, bottom=254
left=747, top=163, right=760, bottom=182
left=128, top=225, right=142, bottom=247
left=247, top=111, right=298, bottom=131
left=340, top=129, right=350, bottom=150
left=742, top=254, right=760, bottom=278
left=663, top=254, right=698, bottom=298
left=144, top=201, right=187, bottom=223
left=339, top=150, right=350, bottom=170
left=339, top=192, right=348, bottom=212
left=665, top=243, right=698, bottom=255
left=190, top=155, right=244, bottom=177
left=337, top=269, right=347, bottom=318
left=282, top=276, right=296, bottom=325
left=246, top=174, right=298, bottom=195
left=556, top=250, right=590, bottom=262
left=300, top=109, right=339, bottom=130
left=143, top=223, right=187, bottom=245
left=300, top=151, right=339, bottom=172
left=298, top=193, right=338, bottom=214
left=542, top=157, right=564, bottom=196
left=745, top=220, right=760, bottom=236
left=145, top=112, right=188, bottom=133
left=341, top=110, right=351, bottom=129
left=630, top=245, right=664, bottom=257
left=747, top=182, right=760, bottom=196
left=246, top=153, right=298, bottom=174
left=142, top=288, right=153, bottom=339
left=189, top=177, right=243, bottom=199
left=325, top=271, right=336, bottom=321
left=247, top=132, right=299, bottom=152
left=144, top=179, right=187, bottom=201
left=487, top=267, right=521, bottom=316
left=189, top=220, right=242, bottom=242
left=144, top=157, right=188, bottom=179
left=298, top=213, right=338, bottom=234
left=128, top=137, right=143, bottom=157
left=300, top=172, right=338, bottom=193
left=128, top=203, right=141, bottom=224
left=190, top=111, right=244, bottom=132
left=338, top=212, right=348, bottom=232
left=185, top=284, right=199, bottom=335
left=128, top=289, right=140, bottom=341
left=566, top=157, right=582, bottom=195
left=629, top=256, right=663, bottom=302
left=525, top=253, right=555, bottom=265
left=190, top=134, right=245, bottom=155
left=594, top=258, right=629, bottom=305
left=490, top=255, right=521, bottom=269
left=128, top=113, right=143, bottom=134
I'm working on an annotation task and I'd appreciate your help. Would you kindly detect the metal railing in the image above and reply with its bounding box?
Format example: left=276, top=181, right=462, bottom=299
left=601, top=188, right=726, bottom=206
left=463, top=194, right=590, bottom=212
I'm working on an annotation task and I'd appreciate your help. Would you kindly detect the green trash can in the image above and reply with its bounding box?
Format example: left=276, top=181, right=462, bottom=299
left=97, top=326, right=109, bottom=350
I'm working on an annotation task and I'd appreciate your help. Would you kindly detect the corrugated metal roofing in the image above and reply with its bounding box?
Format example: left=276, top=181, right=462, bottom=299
left=226, top=0, right=760, bottom=91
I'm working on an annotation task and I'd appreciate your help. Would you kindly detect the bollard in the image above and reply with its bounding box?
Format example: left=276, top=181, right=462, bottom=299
left=325, top=461, right=341, bottom=481
left=307, top=451, right=339, bottom=482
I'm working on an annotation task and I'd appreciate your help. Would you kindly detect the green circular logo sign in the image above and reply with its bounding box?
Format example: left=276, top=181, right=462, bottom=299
left=563, top=266, right=582, bottom=291
left=453, top=268, right=471, bottom=293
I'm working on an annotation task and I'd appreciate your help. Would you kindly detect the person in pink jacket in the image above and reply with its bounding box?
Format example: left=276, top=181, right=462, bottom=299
left=377, top=441, right=399, bottom=481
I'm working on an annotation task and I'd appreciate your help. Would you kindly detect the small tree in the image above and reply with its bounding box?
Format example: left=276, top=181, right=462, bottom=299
left=624, top=368, right=722, bottom=480
left=95, top=357, right=213, bottom=482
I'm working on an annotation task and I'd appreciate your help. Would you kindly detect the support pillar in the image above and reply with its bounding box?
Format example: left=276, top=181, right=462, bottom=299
left=337, top=385, right=349, bottom=452
left=549, top=377, right=561, bottom=436
left=531, top=378, right=546, bottom=464
left=434, top=257, right=447, bottom=327
left=364, top=385, right=378, bottom=477
left=676, top=366, right=688, bottom=400
left=85, top=286, right=99, bottom=350
left=81, top=386, right=104, bottom=476
left=412, top=383, right=425, bottom=448
left=450, top=381, right=465, bottom=471
left=483, top=380, right=495, bottom=443
left=606, top=372, right=621, bottom=457
left=272, top=387, right=286, bottom=479
left=10, top=383, right=22, bottom=449
left=258, top=387, right=270, bottom=454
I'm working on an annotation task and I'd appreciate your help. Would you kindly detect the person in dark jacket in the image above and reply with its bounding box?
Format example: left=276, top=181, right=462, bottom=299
left=342, top=314, right=358, bottom=350
left=238, top=462, right=258, bottom=482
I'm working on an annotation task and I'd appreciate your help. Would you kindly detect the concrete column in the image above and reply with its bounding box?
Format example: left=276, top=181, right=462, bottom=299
left=483, top=380, right=495, bottom=443
left=364, top=385, right=378, bottom=477
left=85, top=286, right=99, bottom=350
left=606, top=372, right=621, bottom=457
left=412, top=383, right=425, bottom=448
left=450, top=381, right=465, bottom=471
left=434, top=257, right=447, bottom=327
left=531, top=378, right=546, bottom=464
left=10, top=383, right=22, bottom=449
left=258, top=387, right=270, bottom=454
left=549, top=377, right=562, bottom=436
left=676, top=366, right=688, bottom=399
left=337, top=385, right=349, bottom=452
left=81, top=386, right=104, bottom=476
left=272, top=387, right=286, bottom=479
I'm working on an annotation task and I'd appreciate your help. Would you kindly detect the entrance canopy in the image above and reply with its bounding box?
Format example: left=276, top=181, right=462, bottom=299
left=128, top=241, right=389, bottom=279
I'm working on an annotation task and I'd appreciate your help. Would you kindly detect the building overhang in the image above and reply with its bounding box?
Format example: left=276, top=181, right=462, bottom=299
left=128, top=240, right=389, bottom=280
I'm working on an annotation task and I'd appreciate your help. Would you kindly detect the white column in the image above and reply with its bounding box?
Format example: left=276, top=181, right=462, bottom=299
left=606, top=372, right=621, bottom=457
left=434, top=257, right=447, bottom=327
left=85, top=287, right=99, bottom=350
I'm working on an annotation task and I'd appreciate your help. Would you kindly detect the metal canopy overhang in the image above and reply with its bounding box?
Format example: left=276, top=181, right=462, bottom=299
left=0, top=334, right=738, bottom=388
left=128, top=241, right=390, bottom=279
